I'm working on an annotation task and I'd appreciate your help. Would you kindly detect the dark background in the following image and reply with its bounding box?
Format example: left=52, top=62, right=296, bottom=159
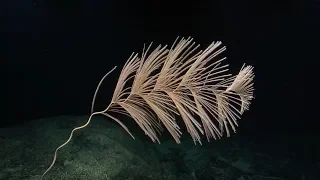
left=3, top=0, right=313, bottom=170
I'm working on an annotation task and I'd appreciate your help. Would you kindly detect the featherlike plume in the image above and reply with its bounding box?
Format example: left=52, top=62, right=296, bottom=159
left=105, top=37, right=254, bottom=144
